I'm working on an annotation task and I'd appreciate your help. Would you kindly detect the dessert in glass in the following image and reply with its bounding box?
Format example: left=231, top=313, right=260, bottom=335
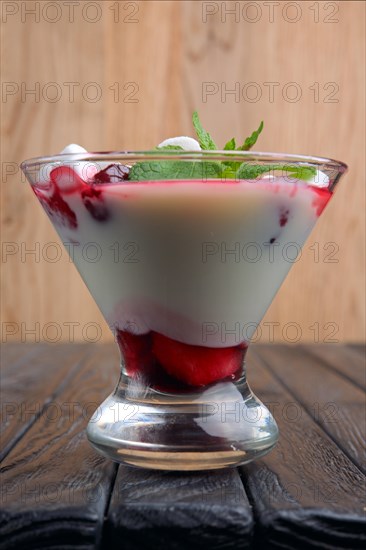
left=21, top=113, right=347, bottom=470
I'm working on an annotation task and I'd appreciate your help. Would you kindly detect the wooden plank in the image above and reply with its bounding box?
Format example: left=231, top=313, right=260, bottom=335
left=104, top=467, right=253, bottom=550
left=300, top=344, right=366, bottom=390
left=0, top=344, right=119, bottom=549
left=347, top=344, right=366, bottom=359
left=0, top=343, right=48, bottom=372
left=0, top=343, right=87, bottom=461
left=253, top=345, right=366, bottom=474
left=241, top=348, right=366, bottom=549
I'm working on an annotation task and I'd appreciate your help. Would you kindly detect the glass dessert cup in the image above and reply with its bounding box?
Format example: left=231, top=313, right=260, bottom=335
left=21, top=151, right=347, bottom=470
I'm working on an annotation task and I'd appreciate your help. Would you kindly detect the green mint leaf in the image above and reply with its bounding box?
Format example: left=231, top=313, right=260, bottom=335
left=223, top=123, right=263, bottom=172
left=224, top=138, right=236, bottom=150
left=222, top=138, right=239, bottom=170
left=128, top=112, right=314, bottom=183
left=236, top=163, right=271, bottom=179
left=192, top=111, right=217, bottom=150
left=128, top=159, right=223, bottom=181
left=280, top=165, right=317, bottom=181
left=237, top=121, right=264, bottom=151
left=236, top=163, right=316, bottom=181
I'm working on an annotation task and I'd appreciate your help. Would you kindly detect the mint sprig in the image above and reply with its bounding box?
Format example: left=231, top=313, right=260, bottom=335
left=192, top=111, right=217, bottom=150
left=236, top=163, right=316, bottom=181
left=128, top=112, right=315, bottom=182
left=128, top=160, right=223, bottom=181
left=223, top=138, right=236, bottom=150
left=222, top=120, right=264, bottom=173
left=238, top=121, right=264, bottom=151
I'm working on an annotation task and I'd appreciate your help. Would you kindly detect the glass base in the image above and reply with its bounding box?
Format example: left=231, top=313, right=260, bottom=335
left=87, top=369, right=278, bottom=471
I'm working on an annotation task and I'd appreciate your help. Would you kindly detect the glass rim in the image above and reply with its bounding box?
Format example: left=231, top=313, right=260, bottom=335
left=21, top=150, right=348, bottom=173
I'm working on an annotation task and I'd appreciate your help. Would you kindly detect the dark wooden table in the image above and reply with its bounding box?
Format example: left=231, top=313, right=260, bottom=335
left=1, top=343, right=365, bottom=549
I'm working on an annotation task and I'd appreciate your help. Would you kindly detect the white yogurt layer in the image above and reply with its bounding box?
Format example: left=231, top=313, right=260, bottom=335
left=35, top=142, right=331, bottom=347
left=46, top=175, right=329, bottom=347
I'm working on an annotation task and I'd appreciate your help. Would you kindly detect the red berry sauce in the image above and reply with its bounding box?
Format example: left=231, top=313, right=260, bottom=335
left=34, top=186, right=78, bottom=229
left=311, top=187, right=332, bottom=216
left=34, top=164, right=131, bottom=228
left=116, top=329, right=248, bottom=391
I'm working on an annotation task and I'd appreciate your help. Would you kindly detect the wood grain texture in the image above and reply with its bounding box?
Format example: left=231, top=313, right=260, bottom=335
left=1, top=343, right=365, bottom=548
left=0, top=343, right=85, bottom=461
left=304, top=343, right=366, bottom=389
left=243, top=347, right=366, bottom=549
left=252, top=344, right=366, bottom=473
left=0, top=344, right=119, bottom=549
left=1, top=1, right=365, bottom=343
left=347, top=344, right=365, bottom=357
left=104, top=467, right=253, bottom=549
left=1, top=343, right=49, bottom=373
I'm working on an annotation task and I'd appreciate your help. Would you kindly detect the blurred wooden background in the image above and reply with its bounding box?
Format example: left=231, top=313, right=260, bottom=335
left=1, top=1, right=365, bottom=343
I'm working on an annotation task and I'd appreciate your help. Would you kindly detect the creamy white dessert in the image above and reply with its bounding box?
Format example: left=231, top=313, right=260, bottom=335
left=23, top=112, right=346, bottom=481
left=33, top=148, right=331, bottom=349
left=29, top=116, right=334, bottom=388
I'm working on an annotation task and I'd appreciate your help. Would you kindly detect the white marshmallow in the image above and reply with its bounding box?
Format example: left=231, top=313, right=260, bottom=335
left=158, top=136, right=201, bottom=152
left=60, top=143, right=88, bottom=156
left=38, top=143, right=106, bottom=187
left=307, top=169, right=330, bottom=188
left=38, top=143, right=87, bottom=184
left=58, top=143, right=93, bottom=179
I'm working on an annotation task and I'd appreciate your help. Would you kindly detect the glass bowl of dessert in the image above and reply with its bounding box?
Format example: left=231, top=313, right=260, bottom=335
left=21, top=113, right=347, bottom=470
